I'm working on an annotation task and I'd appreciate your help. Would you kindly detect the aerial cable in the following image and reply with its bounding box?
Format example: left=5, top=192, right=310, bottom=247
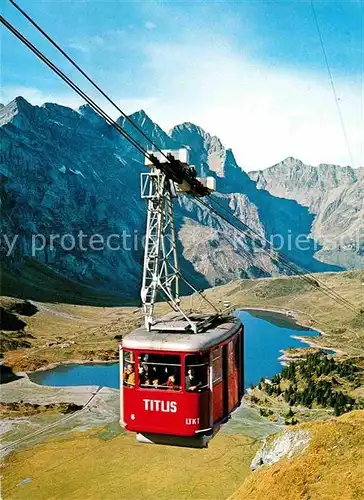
left=310, top=1, right=356, bottom=167
left=1, top=16, right=360, bottom=318
left=192, top=196, right=313, bottom=284
left=195, top=196, right=361, bottom=315
left=9, top=0, right=172, bottom=164
left=0, top=16, right=217, bottom=315
left=209, top=195, right=362, bottom=314
left=191, top=166, right=352, bottom=301
left=0, top=17, right=154, bottom=162
left=193, top=196, right=360, bottom=315
left=1, top=14, right=210, bottom=198
left=170, top=264, right=220, bottom=314
left=207, top=195, right=361, bottom=314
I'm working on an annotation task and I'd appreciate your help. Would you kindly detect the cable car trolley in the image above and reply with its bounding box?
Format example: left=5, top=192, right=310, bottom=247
left=119, top=149, right=244, bottom=448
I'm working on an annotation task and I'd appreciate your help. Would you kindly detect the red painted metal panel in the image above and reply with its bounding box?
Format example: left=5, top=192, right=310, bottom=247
left=124, top=386, right=209, bottom=436
left=212, top=382, right=224, bottom=423
left=227, top=338, right=239, bottom=412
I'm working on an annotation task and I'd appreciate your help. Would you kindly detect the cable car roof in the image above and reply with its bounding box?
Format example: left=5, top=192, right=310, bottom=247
left=122, top=314, right=241, bottom=352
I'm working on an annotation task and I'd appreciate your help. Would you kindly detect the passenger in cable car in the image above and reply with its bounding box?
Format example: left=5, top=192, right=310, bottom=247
left=140, top=355, right=150, bottom=375
left=165, top=374, right=179, bottom=390
left=123, top=363, right=135, bottom=386
left=138, top=365, right=147, bottom=384
left=152, top=378, right=159, bottom=388
left=185, top=368, right=201, bottom=392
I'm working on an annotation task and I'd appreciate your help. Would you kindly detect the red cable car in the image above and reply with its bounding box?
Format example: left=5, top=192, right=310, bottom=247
left=119, top=149, right=244, bottom=447
left=119, top=313, right=244, bottom=448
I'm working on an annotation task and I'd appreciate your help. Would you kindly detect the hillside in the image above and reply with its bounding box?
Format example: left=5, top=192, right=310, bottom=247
left=192, top=270, right=364, bottom=355
left=246, top=353, right=364, bottom=426
left=1, top=394, right=362, bottom=500
left=1, top=270, right=363, bottom=373
left=229, top=410, right=364, bottom=500
left=1, top=426, right=257, bottom=500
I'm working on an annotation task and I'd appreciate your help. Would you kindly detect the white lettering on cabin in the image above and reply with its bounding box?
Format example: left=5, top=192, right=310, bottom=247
left=143, top=399, right=177, bottom=413
left=185, top=417, right=200, bottom=425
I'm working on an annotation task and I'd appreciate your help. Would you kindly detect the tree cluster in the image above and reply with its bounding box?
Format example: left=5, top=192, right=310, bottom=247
left=259, top=353, right=363, bottom=417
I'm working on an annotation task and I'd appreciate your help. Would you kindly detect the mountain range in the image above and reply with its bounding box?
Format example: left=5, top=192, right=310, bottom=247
left=0, top=97, right=362, bottom=302
left=249, top=158, right=363, bottom=269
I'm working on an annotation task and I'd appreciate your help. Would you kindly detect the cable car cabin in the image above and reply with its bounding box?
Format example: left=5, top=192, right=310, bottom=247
left=119, top=315, right=244, bottom=448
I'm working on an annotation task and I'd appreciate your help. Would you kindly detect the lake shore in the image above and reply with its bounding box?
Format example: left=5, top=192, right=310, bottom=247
left=13, top=307, right=302, bottom=377
left=247, top=306, right=345, bottom=357
left=26, top=357, right=119, bottom=375
left=239, top=306, right=317, bottom=332
left=26, top=306, right=324, bottom=378
left=239, top=306, right=348, bottom=365
left=289, top=335, right=345, bottom=354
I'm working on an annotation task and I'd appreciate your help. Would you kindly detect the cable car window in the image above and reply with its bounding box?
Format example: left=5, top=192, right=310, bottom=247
left=212, top=347, right=222, bottom=384
left=138, top=353, right=181, bottom=390
left=185, top=353, right=209, bottom=392
left=123, top=350, right=135, bottom=387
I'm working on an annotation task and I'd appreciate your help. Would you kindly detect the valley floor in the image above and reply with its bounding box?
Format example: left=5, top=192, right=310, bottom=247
left=1, top=424, right=258, bottom=500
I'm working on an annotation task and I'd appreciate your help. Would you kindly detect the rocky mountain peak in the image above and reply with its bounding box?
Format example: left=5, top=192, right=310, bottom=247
left=172, top=122, right=205, bottom=137
left=0, top=96, right=34, bottom=127
left=274, top=157, right=304, bottom=169
left=42, top=101, right=81, bottom=121
left=170, top=122, right=223, bottom=151
left=126, top=109, right=157, bottom=131
left=117, top=110, right=178, bottom=153
left=250, top=157, right=361, bottom=189
left=129, top=108, right=148, bottom=120
left=78, top=104, right=106, bottom=125
left=13, top=95, right=32, bottom=110
left=169, top=122, right=251, bottom=191
left=170, top=123, right=226, bottom=175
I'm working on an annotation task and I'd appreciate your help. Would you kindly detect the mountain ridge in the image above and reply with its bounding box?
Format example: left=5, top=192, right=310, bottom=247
left=248, top=157, right=363, bottom=269
left=1, top=96, right=356, bottom=300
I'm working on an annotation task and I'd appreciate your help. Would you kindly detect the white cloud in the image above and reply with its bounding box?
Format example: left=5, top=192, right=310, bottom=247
left=3, top=31, right=361, bottom=172
left=114, top=97, right=158, bottom=115
left=140, top=39, right=363, bottom=170
left=68, top=35, right=104, bottom=53
left=145, top=21, right=156, bottom=30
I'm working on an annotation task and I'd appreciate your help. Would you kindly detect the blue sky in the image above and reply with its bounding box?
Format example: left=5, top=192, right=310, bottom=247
left=1, top=0, right=363, bottom=169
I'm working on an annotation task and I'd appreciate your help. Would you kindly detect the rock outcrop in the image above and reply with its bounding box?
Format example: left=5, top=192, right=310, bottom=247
left=251, top=429, right=312, bottom=471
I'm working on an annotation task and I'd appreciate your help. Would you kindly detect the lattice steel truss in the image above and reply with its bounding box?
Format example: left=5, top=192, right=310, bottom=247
left=140, top=168, right=198, bottom=332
